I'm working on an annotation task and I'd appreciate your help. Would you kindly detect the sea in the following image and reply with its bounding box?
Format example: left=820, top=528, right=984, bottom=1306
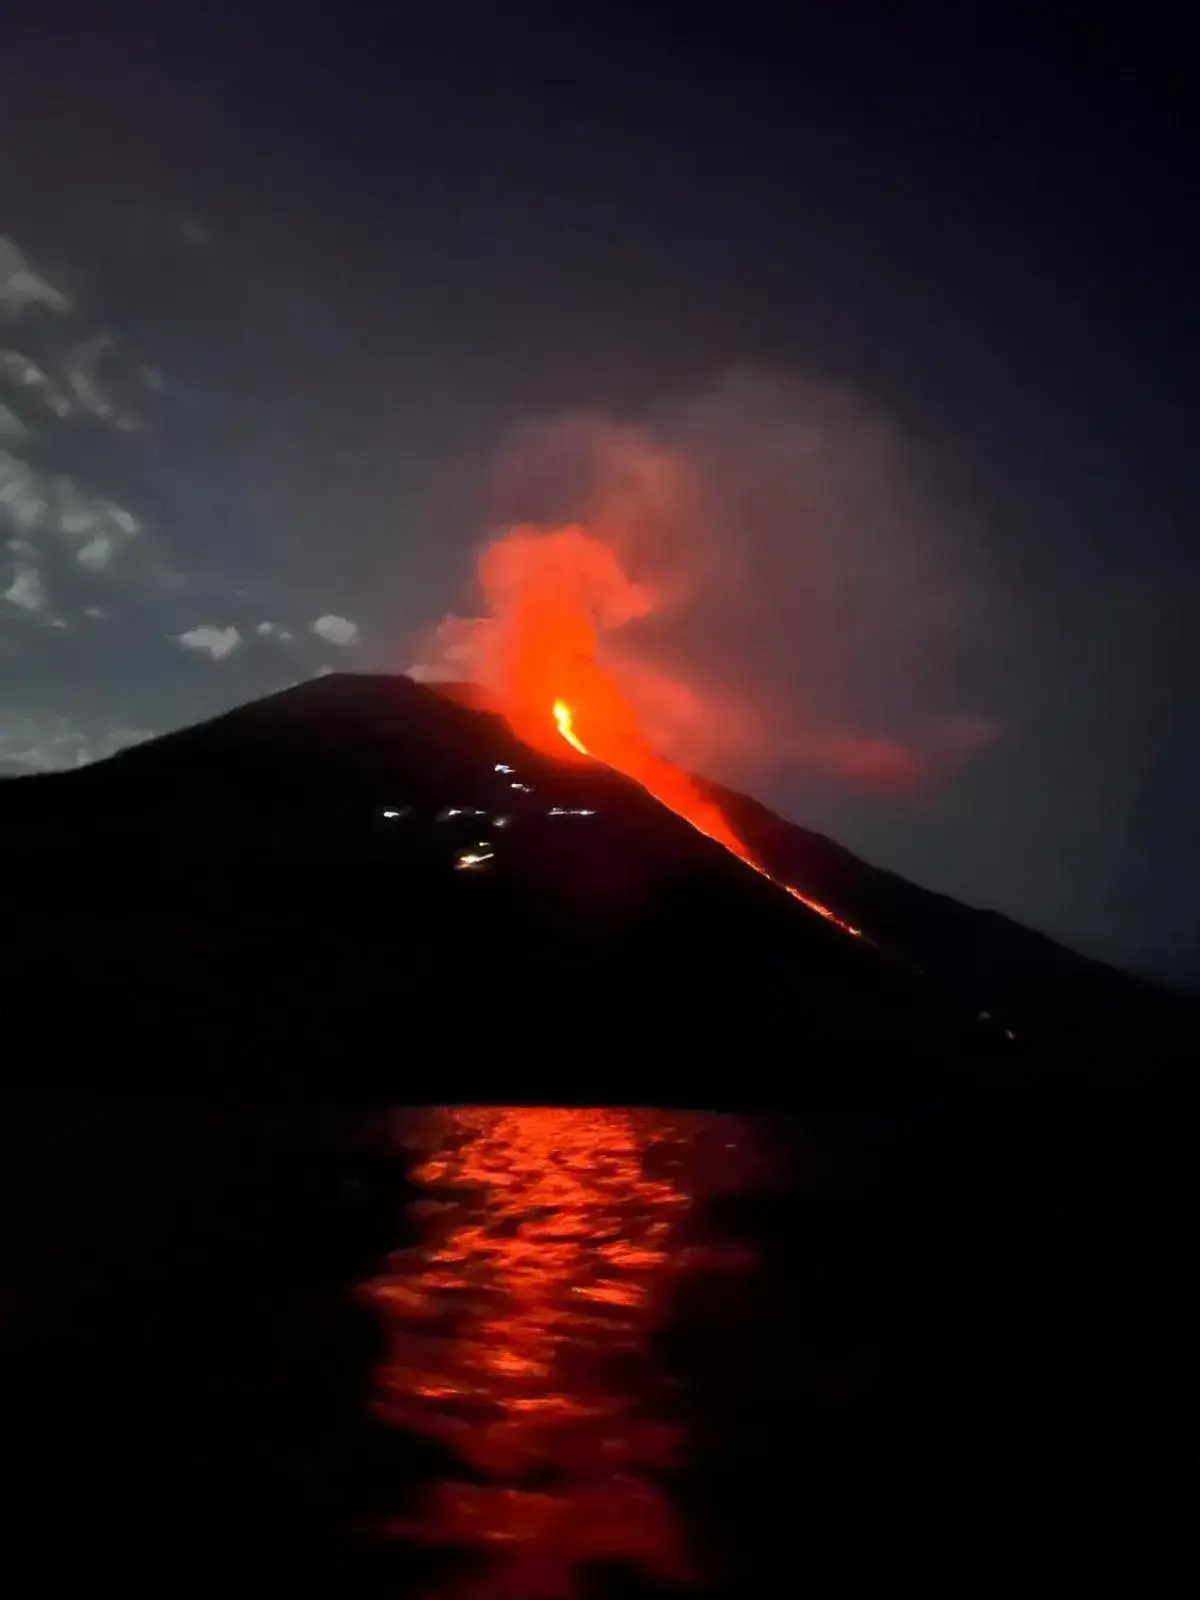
left=1, top=1101, right=1191, bottom=1596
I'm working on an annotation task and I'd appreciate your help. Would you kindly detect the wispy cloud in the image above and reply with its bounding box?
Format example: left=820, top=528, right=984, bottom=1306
left=0, top=404, right=29, bottom=439
left=0, top=712, right=149, bottom=774
left=0, top=450, right=143, bottom=577
left=65, top=336, right=144, bottom=431
left=0, top=351, right=72, bottom=418
left=0, top=450, right=47, bottom=529
left=3, top=561, right=46, bottom=611
left=0, top=237, right=70, bottom=316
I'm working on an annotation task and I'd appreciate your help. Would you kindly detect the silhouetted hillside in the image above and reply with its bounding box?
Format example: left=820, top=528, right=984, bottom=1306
left=704, top=777, right=1190, bottom=1047
left=1, top=674, right=1193, bottom=1098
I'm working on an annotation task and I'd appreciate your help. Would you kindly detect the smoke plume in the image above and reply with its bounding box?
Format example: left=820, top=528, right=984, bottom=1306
left=410, top=371, right=997, bottom=795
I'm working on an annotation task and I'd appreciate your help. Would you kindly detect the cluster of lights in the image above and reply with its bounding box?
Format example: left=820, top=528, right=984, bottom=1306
left=378, top=730, right=1023, bottom=1041
left=376, top=737, right=605, bottom=881
left=381, top=783, right=600, bottom=836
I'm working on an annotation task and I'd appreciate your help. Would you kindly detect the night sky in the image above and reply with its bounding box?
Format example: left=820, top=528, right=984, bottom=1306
left=2, top=3, right=1196, bottom=986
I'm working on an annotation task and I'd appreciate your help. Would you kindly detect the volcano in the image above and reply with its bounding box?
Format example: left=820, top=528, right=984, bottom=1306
left=1, top=673, right=1192, bottom=1098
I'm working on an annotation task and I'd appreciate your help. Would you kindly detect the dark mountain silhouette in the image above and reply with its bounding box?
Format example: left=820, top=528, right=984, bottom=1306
left=2, top=672, right=1193, bottom=1098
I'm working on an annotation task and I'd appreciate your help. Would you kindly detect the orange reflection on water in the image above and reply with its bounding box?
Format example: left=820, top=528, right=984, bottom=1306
left=364, top=1107, right=713, bottom=1598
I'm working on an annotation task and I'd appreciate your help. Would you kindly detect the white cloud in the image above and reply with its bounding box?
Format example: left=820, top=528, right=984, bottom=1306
left=1, top=457, right=142, bottom=571
left=76, top=534, right=115, bottom=570
left=0, top=451, right=46, bottom=530
left=175, top=624, right=241, bottom=660
left=255, top=621, right=295, bottom=642
left=0, top=405, right=29, bottom=439
left=83, top=605, right=105, bottom=618
left=0, top=237, right=70, bottom=315
left=3, top=562, right=46, bottom=611
left=313, top=613, right=360, bottom=647
left=59, top=495, right=141, bottom=556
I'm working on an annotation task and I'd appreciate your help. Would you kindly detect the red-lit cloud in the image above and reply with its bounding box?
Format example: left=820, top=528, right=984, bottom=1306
left=410, top=372, right=998, bottom=795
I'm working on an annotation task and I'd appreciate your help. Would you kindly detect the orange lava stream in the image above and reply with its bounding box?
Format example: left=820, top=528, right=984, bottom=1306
left=552, top=699, right=589, bottom=756
left=549, top=699, right=864, bottom=941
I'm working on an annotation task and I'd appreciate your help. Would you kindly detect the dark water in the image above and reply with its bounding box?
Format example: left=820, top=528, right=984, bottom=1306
left=1, top=1104, right=1194, bottom=1596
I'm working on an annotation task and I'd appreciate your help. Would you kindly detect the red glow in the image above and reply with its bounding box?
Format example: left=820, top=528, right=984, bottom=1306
left=465, top=524, right=863, bottom=937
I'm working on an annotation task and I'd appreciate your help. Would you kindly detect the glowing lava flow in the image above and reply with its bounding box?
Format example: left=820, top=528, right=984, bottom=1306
left=549, top=698, right=864, bottom=940
left=553, top=699, right=589, bottom=756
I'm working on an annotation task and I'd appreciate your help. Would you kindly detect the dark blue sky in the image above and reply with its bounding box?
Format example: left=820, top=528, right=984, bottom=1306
left=1, top=2, right=1196, bottom=984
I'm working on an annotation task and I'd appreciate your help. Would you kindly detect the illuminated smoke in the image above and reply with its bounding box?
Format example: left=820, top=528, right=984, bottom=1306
left=411, top=372, right=996, bottom=795
left=420, top=519, right=862, bottom=934
left=405, top=374, right=998, bottom=936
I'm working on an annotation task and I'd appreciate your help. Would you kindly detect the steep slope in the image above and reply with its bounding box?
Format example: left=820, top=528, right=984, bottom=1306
left=704, top=778, right=1191, bottom=1047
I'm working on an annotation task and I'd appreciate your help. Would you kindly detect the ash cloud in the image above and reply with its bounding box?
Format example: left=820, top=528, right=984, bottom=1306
left=415, top=372, right=998, bottom=794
